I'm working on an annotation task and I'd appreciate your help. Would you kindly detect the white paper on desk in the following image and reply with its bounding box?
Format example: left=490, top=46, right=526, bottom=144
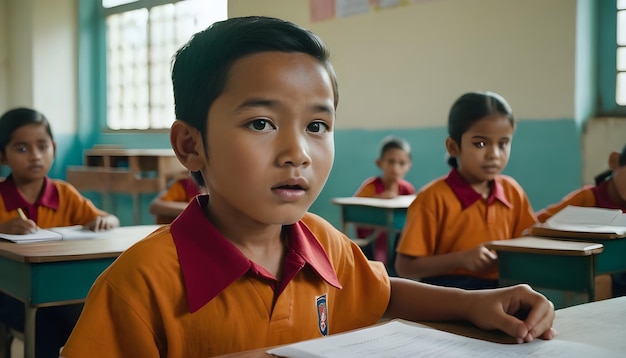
left=267, top=319, right=619, bottom=358
left=0, top=229, right=62, bottom=243
left=0, top=225, right=105, bottom=244
left=545, top=206, right=626, bottom=234
left=48, top=225, right=104, bottom=240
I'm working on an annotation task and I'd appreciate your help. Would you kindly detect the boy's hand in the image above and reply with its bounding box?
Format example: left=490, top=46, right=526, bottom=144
left=85, top=215, right=120, bottom=232
left=466, top=284, right=556, bottom=343
left=0, top=218, right=38, bottom=234
left=462, top=245, right=498, bottom=272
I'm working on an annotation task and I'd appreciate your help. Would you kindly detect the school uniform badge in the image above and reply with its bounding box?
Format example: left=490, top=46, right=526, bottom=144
left=316, top=293, right=328, bottom=336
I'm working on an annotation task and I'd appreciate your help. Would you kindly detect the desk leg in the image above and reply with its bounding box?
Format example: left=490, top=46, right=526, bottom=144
left=386, top=209, right=396, bottom=277
left=23, top=305, right=37, bottom=358
left=133, top=193, right=140, bottom=225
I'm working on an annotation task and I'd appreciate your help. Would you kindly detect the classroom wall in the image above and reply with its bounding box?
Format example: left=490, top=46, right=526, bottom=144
left=0, top=0, right=621, bottom=227
left=0, top=0, right=7, bottom=113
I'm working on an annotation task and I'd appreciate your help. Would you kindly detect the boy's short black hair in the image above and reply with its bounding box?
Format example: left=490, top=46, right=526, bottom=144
left=171, top=16, right=338, bottom=186
left=0, top=107, right=54, bottom=155
left=171, top=16, right=338, bottom=134
left=379, top=135, right=411, bottom=159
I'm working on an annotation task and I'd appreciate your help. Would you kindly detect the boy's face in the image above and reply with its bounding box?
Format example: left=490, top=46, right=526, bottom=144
left=201, top=51, right=335, bottom=227
left=447, top=114, right=513, bottom=186
left=0, top=123, right=55, bottom=183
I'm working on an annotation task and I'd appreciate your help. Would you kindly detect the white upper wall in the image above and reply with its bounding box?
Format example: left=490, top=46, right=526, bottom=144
left=0, top=0, right=577, bottom=131
left=0, top=0, right=7, bottom=112
left=230, top=0, right=577, bottom=129
left=1, top=0, right=76, bottom=134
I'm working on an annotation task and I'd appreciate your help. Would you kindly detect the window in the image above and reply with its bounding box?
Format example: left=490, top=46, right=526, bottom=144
left=101, top=0, right=227, bottom=130
left=617, top=0, right=626, bottom=105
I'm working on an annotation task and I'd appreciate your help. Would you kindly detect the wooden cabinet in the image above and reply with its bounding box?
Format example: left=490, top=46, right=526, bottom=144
left=66, top=148, right=187, bottom=223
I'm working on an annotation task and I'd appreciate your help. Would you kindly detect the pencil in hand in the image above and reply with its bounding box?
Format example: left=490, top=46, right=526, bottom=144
left=17, top=208, right=37, bottom=233
left=17, top=208, right=28, bottom=221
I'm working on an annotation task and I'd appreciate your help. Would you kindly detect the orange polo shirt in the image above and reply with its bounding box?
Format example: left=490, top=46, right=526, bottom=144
left=0, top=175, right=105, bottom=228
left=155, top=177, right=203, bottom=224
left=536, top=180, right=626, bottom=222
left=396, top=170, right=536, bottom=280
left=62, top=195, right=390, bottom=357
left=354, top=177, right=415, bottom=198
left=159, top=177, right=201, bottom=202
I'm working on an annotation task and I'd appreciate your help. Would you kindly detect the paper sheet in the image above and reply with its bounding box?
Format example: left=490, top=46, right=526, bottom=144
left=267, top=319, right=620, bottom=357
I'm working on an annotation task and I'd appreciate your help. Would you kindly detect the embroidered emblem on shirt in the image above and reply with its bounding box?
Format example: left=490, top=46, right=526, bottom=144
left=316, top=293, right=328, bottom=336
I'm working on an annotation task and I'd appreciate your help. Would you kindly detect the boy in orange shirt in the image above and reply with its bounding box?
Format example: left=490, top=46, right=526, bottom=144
left=62, top=17, right=554, bottom=357
left=354, top=135, right=414, bottom=263
left=0, top=107, right=119, bottom=358
left=149, top=174, right=204, bottom=224
left=396, top=92, right=536, bottom=290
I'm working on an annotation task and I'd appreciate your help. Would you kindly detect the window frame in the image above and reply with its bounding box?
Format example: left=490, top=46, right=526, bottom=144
left=598, top=0, right=626, bottom=115
left=79, top=0, right=222, bottom=137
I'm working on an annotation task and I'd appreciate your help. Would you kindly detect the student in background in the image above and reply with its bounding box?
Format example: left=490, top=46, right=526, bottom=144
left=149, top=173, right=204, bottom=224
left=354, top=135, right=414, bottom=263
left=536, top=144, right=626, bottom=221
left=536, top=144, right=626, bottom=296
left=0, top=107, right=120, bottom=358
left=61, top=18, right=554, bottom=357
left=395, top=92, right=536, bottom=290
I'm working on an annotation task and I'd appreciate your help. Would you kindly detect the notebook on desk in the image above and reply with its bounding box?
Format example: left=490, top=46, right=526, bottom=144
left=0, top=225, right=104, bottom=244
left=532, top=206, right=626, bottom=239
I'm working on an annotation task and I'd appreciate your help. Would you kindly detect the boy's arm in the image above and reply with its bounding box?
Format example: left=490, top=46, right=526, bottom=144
left=395, top=247, right=497, bottom=279
left=384, top=278, right=556, bottom=343
left=149, top=196, right=189, bottom=218
left=84, top=214, right=120, bottom=232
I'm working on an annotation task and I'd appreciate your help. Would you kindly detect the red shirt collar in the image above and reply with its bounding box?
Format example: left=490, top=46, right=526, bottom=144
left=171, top=195, right=341, bottom=313
left=593, top=180, right=626, bottom=211
left=444, top=169, right=512, bottom=209
left=372, top=177, right=413, bottom=195
left=0, top=175, right=59, bottom=213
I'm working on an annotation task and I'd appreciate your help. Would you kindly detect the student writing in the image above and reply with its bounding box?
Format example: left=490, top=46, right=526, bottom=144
left=395, top=92, right=537, bottom=290
left=0, top=107, right=120, bottom=358
left=354, top=135, right=414, bottom=263
left=536, top=144, right=626, bottom=296
left=61, top=17, right=554, bottom=357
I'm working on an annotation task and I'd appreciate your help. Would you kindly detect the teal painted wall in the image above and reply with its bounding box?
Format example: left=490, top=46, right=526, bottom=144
left=311, top=118, right=582, bottom=228
left=27, top=118, right=579, bottom=228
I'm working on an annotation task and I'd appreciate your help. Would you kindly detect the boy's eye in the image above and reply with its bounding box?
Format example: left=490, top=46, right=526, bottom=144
left=247, top=119, right=274, bottom=131
left=307, top=121, right=329, bottom=134
left=474, top=141, right=486, bottom=148
left=16, top=146, right=27, bottom=153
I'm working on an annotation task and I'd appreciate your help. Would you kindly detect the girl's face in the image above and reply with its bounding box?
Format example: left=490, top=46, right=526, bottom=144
left=446, top=114, right=514, bottom=186
left=0, top=123, right=55, bottom=183
left=376, top=148, right=411, bottom=183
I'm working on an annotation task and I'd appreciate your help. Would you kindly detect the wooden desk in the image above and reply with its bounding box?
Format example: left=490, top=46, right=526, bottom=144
left=217, top=296, right=626, bottom=357
left=331, top=195, right=415, bottom=275
left=531, top=224, right=626, bottom=276
left=486, top=237, right=604, bottom=309
left=66, top=148, right=186, bottom=224
left=0, top=225, right=160, bottom=358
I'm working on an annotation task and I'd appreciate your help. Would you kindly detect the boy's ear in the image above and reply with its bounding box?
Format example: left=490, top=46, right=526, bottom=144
left=375, top=158, right=382, bottom=169
left=170, top=120, right=205, bottom=172
left=608, top=151, right=621, bottom=170
left=445, top=137, right=460, bottom=157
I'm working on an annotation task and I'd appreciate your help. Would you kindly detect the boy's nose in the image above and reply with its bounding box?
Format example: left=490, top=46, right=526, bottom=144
left=277, top=133, right=311, bottom=167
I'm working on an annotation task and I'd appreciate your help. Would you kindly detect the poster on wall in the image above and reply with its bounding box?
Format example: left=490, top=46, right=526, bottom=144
left=311, top=0, right=430, bottom=22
